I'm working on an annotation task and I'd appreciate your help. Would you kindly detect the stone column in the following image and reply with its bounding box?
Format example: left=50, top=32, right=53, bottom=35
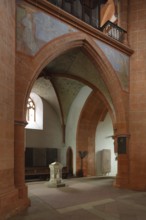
left=128, top=0, right=146, bottom=191
left=118, top=0, right=129, bottom=45
left=14, top=120, right=30, bottom=202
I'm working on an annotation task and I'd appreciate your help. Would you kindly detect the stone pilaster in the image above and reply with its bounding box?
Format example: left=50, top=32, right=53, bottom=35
left=14, top=120, right=30, bottom=205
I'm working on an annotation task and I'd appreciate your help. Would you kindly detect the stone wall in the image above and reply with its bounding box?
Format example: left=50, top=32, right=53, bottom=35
left=0, top=1, right=30, bottom=218
left=128, top=0, right=146, bottom=190
left=0, top=0, right=18, bottom=218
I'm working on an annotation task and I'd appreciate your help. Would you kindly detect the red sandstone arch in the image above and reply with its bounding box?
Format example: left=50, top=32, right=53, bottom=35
left=14, top=31, right=128, bottom=190
left=76, top=90, right=113, bottom=177
left=15, top=32, right=127, bottom=131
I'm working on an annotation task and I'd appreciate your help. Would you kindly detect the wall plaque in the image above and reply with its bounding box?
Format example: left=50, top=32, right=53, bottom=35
left=117, top=137, right=126, bottom=154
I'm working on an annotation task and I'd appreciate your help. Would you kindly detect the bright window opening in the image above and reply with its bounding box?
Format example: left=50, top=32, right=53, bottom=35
left=26, top=93, right=43, bottom=130
left=26, top=97, right=36, bottom=122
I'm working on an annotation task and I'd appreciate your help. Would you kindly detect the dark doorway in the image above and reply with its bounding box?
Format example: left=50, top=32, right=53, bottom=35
left=66, top=147, right=73, bottom=177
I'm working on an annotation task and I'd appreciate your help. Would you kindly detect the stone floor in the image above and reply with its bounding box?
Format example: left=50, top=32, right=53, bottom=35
left=10, top=177, right=146, bottom=220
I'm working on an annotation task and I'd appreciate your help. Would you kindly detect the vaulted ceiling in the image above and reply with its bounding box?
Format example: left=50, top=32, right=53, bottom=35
left=32, top=47, right=111, bottom=125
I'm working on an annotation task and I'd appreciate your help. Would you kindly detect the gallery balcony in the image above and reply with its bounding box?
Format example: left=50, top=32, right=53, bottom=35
left=25, top=0, right=129, bottom=53
left=46, top=0, right=127, bottom=44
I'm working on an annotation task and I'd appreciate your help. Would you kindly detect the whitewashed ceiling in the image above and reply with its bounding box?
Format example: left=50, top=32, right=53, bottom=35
left=32, top=48, right=112, bottom=124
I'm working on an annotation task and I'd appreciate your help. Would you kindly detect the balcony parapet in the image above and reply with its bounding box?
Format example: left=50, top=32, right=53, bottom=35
left=100, top=20, right=127, bottom=44
left=24, top=0, right=132, bottom=55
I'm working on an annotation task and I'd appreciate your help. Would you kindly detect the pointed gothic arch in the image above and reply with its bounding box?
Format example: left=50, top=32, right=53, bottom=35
left=15, top=31, right=128, bottom=196
left=16, top=32, right=127, bottom=129
left=76, top=90, right=114, bottom=176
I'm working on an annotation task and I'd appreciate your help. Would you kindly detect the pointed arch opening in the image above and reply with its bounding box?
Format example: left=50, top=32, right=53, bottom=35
left=66, top=146, right=73, bottom=177
left=15, top=32, right=128, bottom=204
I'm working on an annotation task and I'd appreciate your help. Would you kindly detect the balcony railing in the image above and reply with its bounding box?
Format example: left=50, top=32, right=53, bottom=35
left=46, top=0, right=127, bottom=43
left=100, top=20, right=127, bottom=43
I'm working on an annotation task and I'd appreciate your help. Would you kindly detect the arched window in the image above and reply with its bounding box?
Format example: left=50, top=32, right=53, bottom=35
left=26, top=93, right=43, bottom=130
left=26, top=97, right=36, bottom=122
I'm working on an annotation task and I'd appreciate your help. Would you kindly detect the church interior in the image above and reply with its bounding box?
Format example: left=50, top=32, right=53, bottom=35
left=1, top=0, right=146, bottom=219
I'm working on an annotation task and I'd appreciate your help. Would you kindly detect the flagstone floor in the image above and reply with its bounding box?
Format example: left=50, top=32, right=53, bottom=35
left=10, top=177, right=146, bottom=220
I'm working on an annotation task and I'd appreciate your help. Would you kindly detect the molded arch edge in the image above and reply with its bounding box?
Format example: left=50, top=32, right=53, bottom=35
left=15, top=31, right=127, bottom=133
left=76, top=90, right=112, bottom=176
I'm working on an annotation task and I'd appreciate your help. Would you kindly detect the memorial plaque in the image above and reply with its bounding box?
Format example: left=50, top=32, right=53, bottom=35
left=117, top=137, right=126, bottom=154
